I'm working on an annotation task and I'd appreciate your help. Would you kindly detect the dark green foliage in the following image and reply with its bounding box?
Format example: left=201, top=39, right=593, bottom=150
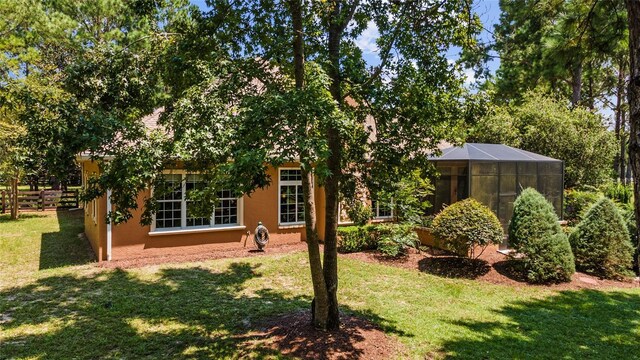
left=524, top=233, right=577, bottom=284
left=343, top=201, right=373, bottom=227
left=564, top=189, right=602, bottom=225
left=618, top=203, right=638, bottom=249
left=431, top=199, right=504, bottom=258
left=376, top=223, right=419, bottom=258
left=569, top=198, right=634, bottom=279
left=371, top=170, right=434, bottom=225
left=491, top=0, right=627, bottom=108
left=337, top=225, right=379, bottom=253
left=337, top=223, right=418, bottom=257
left=419, top=215, right=434, bottom=228
left=600, top=181, right=634, bottom=205
left=470, top=92, right=616, bottom=188
left=509, top=188, right=575, bottom=283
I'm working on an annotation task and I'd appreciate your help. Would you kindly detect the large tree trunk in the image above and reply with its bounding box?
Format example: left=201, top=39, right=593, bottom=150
left=288, top=0, right=331, bottom=329
left=302, top=168, right=330, bottom=328
left=10, top=173, right=19, bottom=220
left=571, top=60, right=583, bottom=107
left=625, top=0, right=640, bottom=273
left=615, top=58, right=625, bottom=181
left=621, top=111, right=628, bottom=183
left=322, top=0, right=347, bottom=330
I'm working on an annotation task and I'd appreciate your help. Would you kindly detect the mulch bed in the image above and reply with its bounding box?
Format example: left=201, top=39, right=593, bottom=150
left=342, top=248, right=640, bottom=290
left=241, top=311, right=403, bottom=360
left=97, top=242, right=310, bottom=269
left=98, top=239, right=639, bottom=290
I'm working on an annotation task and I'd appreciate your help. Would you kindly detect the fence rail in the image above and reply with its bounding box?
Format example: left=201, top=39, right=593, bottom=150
left=1, top=190, right=79, bottom=213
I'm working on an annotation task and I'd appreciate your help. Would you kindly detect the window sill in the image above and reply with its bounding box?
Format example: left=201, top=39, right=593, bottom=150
left=149, top=225, right=246, bottom=236
left=278, top=223, right=305, bottom=230
left=371, top=218, right=393, bottom=223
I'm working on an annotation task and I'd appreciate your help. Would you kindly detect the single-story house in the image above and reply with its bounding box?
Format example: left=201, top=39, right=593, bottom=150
left=79, top=109, right=563, bottom=262
left=78, top=109, right=391, bottom=262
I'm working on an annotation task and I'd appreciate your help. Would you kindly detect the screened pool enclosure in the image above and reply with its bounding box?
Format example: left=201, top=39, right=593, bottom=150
left=427, top=144, right=564, bottom=230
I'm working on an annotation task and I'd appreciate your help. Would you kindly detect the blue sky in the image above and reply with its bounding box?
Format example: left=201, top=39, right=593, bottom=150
left=190, top=0, right=503, bottom=84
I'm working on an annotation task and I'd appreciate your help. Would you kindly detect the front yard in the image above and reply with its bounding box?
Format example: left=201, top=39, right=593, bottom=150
left=1, top=212, right=640, bottom=359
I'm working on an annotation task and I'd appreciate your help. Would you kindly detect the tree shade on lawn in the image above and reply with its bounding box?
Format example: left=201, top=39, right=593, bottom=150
left=1, top=211, right=640, bottom=359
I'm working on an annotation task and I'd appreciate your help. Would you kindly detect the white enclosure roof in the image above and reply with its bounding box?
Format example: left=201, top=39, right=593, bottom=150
left=429, top=143, right=562, bottom=162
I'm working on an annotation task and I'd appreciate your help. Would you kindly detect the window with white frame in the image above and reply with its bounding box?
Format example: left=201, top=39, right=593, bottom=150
left=185, top=174, right=211, bottom=227
left=279, top=168, right=305, bottom=224
left=371, top=198, right=393, bottom=219
left=156, top=174, right=183, bottom=229
left=213, top=189, right=238, bottom=226
left=154, top=173, right=240, bottom=231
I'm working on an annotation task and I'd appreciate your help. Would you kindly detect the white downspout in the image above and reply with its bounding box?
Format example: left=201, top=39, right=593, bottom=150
left=106, top=189, right=112, bottom=261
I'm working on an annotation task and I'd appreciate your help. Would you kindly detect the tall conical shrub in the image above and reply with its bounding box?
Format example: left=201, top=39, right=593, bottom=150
left=509, top=188, right=575, bottom=283
left=569, top=197, right=634, bottom=279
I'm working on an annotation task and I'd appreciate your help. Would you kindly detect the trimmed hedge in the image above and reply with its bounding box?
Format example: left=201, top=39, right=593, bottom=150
left=337, top=223, right=418, bottom=257
left=569, top=197, right=634, bottom=279
left=509, top=188, right=575, bottom=283
left=431, top=199, right=504, bottom=258
left=337, top=225, right=379, bottom=253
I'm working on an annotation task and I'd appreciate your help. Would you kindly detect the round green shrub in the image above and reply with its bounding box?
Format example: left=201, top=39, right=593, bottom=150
left=509, top=188, right=575, bottom=283
left=431, top=199, right=504, bottom=258
left=569, top=197, right=634, bottom=279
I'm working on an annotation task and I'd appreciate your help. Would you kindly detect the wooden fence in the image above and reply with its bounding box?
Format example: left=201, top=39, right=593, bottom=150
left=0, top=190, right=79, bottom=213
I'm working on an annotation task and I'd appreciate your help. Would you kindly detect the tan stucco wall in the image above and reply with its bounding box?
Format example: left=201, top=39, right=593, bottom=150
left=82, top=160, right=107, bottom=260
left=82, top=161, right=325, bottom=261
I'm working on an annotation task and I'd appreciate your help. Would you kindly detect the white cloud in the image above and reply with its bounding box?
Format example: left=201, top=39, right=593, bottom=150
left=463, top=67, right=476, bottom=85
left=448, top=59, right=476, bottom=86
left=355, top=21, right=380, bottom=54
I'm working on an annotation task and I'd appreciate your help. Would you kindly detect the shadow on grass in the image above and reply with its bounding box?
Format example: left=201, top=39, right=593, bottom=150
left=441, top=290, right=640, bottom=359
left=418, top=257, right=491, bottom=280
left=0, top=261, right=405, bottom=359
left=39, top=210, right=95, bottom=270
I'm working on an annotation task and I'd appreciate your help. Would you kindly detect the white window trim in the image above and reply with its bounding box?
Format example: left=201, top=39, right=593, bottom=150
left=278, top=167, right=307, bottom=226
left=149, top=170, right=244, bottom=234
left=149, top=225, right=247, bottom=236
left=337, top=202, right=354, bottom=225
left=372, top=198, right=394, bottom=220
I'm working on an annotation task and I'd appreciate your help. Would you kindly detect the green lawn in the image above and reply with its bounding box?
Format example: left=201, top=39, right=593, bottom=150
left=1, top=212, right=640, bottom=359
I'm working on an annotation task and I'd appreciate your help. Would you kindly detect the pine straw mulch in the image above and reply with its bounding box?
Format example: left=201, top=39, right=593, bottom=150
left=97, top=242, right=310, bottom=269
left=240, top=311, right=405, bottom=360
left=341, top=247, right=640, bottom=290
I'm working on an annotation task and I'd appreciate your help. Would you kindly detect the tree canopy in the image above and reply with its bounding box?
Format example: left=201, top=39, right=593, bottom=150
left=469, top=91, right=616, bottom=188
left=73, top=0, right=482, bottom=329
